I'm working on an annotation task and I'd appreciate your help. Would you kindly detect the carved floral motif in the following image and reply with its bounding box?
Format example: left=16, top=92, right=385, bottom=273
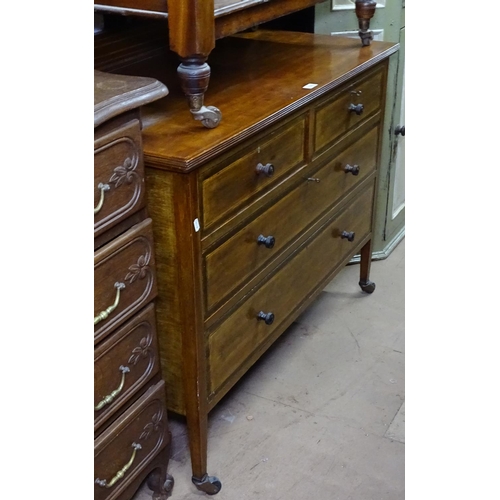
left=140, top=409, right=164, bottom=441
left=125, top=253, right=151, bottom=284
left=128, top=333, right=153, bottom=366
left=109, top=157, right=138, bottom=187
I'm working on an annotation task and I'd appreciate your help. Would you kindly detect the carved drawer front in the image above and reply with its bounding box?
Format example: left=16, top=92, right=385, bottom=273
left=94, top=303, right=160, bottom=432
left=94, top=380, right=169, bottom=500
left=94, top=118, right=145, bottom=239
left=313, top=65, right=384, bottom=158
left=208, top=183, right=375, bottom=394
left=200, top=114, right=307, bottom=233
left=204, top=126, right=379, bottom=314
left=94, top=218, right=157, bottom=344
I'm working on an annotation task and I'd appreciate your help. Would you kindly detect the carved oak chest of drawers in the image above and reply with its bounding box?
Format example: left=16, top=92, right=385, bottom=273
left=94, top=70, right=173, bottom=500
left=136, top=30, right=399, bottom=494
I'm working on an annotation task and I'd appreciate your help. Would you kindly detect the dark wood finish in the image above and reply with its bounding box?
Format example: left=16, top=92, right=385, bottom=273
left=94, top=71, right=173, bottom=500
left=94, top=0, right=327, bottom=127
left=94, top=303, right=161, bottom=432
left=94, top=218, right=157, bottom=344
left=103, top=31, right=399, bottom=492
left=94, top=381, right=173, bottom=500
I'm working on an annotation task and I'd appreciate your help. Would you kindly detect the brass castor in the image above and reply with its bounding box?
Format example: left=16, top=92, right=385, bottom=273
left=191, top=105, right=222, bottom=129
left=359, top=280, right=376, bottom=294
left=192, top=473, right=222, bottom=495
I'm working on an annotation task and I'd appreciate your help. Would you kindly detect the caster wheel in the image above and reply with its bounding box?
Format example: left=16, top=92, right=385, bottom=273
left=163, top=474, right=174, bottom=497
left=192, top=474, right=222, bottom=495
left=359, top=280, right=376, bottom=293
left=200, top=106, right=222, bottom=129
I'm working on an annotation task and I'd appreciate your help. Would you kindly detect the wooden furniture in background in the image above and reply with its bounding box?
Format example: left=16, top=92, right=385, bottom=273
left=97, top=29, right=399, bottom=494
left=92, top=0, right=379, bottom=128
left=94, top=70, right=174, bottom=500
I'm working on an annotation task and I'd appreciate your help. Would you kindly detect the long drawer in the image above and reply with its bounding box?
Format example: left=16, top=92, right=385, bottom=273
left=94, top=218, right=157, bottom=344
left=94, top=380, right=169, bottom=500
left=94, top=118, right=146, bottom=239
left=94, top=303, right=160, bottom=433
left=204, top=125, right=379, bottom=313
left=208, top=182, right=375, bottom=394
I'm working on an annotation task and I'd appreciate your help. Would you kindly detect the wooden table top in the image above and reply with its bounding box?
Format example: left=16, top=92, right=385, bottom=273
left=140, top=30, right=399, bottom=172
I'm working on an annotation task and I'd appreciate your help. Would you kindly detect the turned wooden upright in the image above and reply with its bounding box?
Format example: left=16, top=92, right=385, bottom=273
left=94, top=0, right=380, bottom=128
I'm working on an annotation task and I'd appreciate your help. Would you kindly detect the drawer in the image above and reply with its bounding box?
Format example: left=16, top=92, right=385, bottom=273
left=94, top=303, right=160, bottom=432
left=94, top=118, right=146, bottom=239
left=94, top=218, right=157, bottom=344
left=200, top=114, right=307, bottom=233
left=94, top=380, right=169, bottom=500
left=313, top=66, right=384, bottom=158
left=204, top=126, right=379, bottom=313
left=208, top=183, right=375, bottom=393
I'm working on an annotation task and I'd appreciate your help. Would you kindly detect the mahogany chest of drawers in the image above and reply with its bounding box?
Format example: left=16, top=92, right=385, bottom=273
left=133, top=30, right=399, bottom=494
left=94, top=70, right=174, bottom=500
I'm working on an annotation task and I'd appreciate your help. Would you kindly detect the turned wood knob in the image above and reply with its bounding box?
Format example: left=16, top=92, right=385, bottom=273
left=257, top=311, right=275, bottom=325
left=395, top=125, right=405, bottom=136
left=344, top=164, right=360, bottom=176
left=257, top=234, right=275, bottom=248
left=341, top=231, right=355, bottom=242
left=256, top=162, right=274, bottom=177
left=349, top=103, right=364, bottom=115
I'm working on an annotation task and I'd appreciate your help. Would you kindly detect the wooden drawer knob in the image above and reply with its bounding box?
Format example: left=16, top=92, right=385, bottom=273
left=256, top=162, right=274, bottom=177
left=344, top=164, right=360, bottom=176
left=341, top=231, right=355, bottom=242
left=257, top=311, right=275, bottom=325
left=348, top=103, right=364, bottom=115
left=257, top=234, right=275, bottom=249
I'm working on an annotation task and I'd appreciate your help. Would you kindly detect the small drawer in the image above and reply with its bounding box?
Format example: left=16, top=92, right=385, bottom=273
left=200, top=114, right=307, bottom=233
left=94, top=118, right=146, bottom=239
left=94, top=380, right=169, bottom=500
left=313, top=65, right=384, bottom=158
left=94, top=303, right=160, bottom=433
left=94, top=218, right=157, bottom=344
left=208, top=183, right=375, bottom=394
left=204, top=126, right=379, bottom=313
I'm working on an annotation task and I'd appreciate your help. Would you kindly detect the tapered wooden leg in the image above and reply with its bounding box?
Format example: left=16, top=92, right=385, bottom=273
left=175, top=171, right=222, bottom=495
left=359, top=239, right=376, bottom=293
left=355, top=0, right=377, bottom=47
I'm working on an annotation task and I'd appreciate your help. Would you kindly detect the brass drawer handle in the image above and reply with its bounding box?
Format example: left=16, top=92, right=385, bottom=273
left=341, top=231, right=355, bottom=242
left=344, top=164, right=360, bottom=176
left=257, top=234, right=275, bottom=249
left=95, top=442, right=142, bottom=488
left=348, top=103, right=364, bottom=115
left=256, top=162, right=274, bottom=177
left=94, top=282, right=126, bottom=326
left=95, top=366, right=130, bottom=411
left=94, top=183, right=110, bottom=215
left=257, top=311, right=274, bottom=325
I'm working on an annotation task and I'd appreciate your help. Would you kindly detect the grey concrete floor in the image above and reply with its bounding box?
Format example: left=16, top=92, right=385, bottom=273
left=133, top=238, right=404, bottom=500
